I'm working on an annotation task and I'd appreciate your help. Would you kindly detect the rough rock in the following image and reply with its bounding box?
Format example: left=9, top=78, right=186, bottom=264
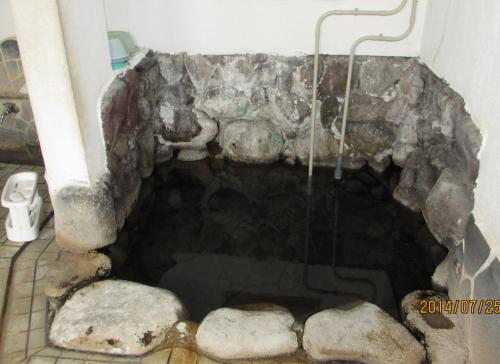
left=432, top=251, right=453, bottom=291
left=393, top=150, right=438, bottom=212
left=303, top=302, right=425, bottom=364
left=319, top=96, right=340, bottom=129
left=389, top=103, right=419, bottom=167
left=345, top=120, right=394, bottom=164
left=196, top=307, right=298, bottom=360
left=101, top=77, right=128, bottom=146
left=423, top=168, right=474, bottom=244
left=437, top=95, right=463, bottom=139
left=158, top=53, right=185, bottom=85
left=427, top=139, right=461, bottom=174
left=177, top=149, right=209, bottom=161
left=159, top=101, right=201, bottom=142
left=53, top=182, right=117, bottom=252
left=398, top=62, right=424, bottom=105
left=348, top=92, right=390, bottom=122
left=221, top=120, right=284, bottom=163
left=455, top=115, right=482, bottom=183
left=393, top=166, right=420, bottom=212
left=184, top=55, right=217, bottom=90
left=199, top=86, right=255, bottom=122
left=100, top=55, right=158, bottom=231
left=44, top=252, right=111, bottom=299
left=359, top=58, right=404, bottom=96
left=415, top=159, right=439, bottom=203
left=402, top=291, right=469, bottom=364
left=50, top=280, right=187, bottom=356
left=157, top=114, right=218, bottom=160
left=317, top=58, right=347, bottom=97
left=294, top=117, right=339, bottom=167
left=137, top=125, right=155, bottom=178
left=392, top=141, right=417, bottom=167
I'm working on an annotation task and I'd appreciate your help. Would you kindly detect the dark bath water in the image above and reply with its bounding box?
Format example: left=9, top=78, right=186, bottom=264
left=110, top=158, right=446, bottom=322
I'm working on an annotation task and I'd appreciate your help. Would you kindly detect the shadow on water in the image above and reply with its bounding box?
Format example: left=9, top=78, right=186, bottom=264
left=109, top=158, right=447, bottom=322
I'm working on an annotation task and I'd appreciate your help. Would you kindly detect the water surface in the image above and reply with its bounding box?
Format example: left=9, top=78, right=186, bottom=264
left=111, top=158, right=445, bottom=321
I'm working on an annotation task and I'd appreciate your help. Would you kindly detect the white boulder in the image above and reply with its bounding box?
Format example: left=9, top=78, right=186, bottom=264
left=402, top=291, right=469, bottom=364
left=50, top=280, right=187, bottom=356
left=303, top=302, right=425, bottom=364
left=196, top=307, right=298, bottom=360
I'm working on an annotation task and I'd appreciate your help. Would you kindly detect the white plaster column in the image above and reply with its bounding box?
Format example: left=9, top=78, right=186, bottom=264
left=58, top=0, right=112, bottom=184
left=10, top=0, right=117, bottom=251
left=10, top=0, right=112, bottom=191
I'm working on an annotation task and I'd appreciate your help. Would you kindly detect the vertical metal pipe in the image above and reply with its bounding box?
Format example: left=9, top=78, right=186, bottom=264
left=308, top=0, right=419, bottom=180
left=335, top=0, right=419, bottom=180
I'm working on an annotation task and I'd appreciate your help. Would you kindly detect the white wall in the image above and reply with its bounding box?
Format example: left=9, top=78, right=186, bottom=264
left=0, top=0, right=15, bottom=40
left=104, top=0, right=428, bottom=56
left=420, top=0, right=500, bottom=258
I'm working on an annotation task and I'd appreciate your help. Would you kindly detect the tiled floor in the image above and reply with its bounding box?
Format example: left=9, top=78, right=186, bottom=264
left=0, top=163, right=54, bottom=364
left=0, top=163, right=308, bottom=364
left=0, top=163, right=50, bottom=329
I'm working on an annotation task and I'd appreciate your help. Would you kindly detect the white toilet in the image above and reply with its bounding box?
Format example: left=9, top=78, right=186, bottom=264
left=1, top=171, right=43, bottom=242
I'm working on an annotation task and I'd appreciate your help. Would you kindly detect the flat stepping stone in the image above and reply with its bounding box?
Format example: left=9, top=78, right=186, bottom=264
left=50, top=280, right=187, bottom=356
left=402, top=290, right=468, bottom=364
left=44, top=251, right=111, bottom=298
left=196, top=306, right=298, bottom=360
left=303, top=302, right=425, bottom=364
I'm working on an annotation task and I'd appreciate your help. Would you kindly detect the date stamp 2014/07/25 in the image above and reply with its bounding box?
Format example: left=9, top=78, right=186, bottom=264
left=420, top=300, right=500, bottom=315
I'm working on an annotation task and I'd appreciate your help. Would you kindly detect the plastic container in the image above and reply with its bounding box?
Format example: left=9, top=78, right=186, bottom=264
left=108, top=38, right=129, bottom=70
left=1, top=171, right=42, bottom=242
left=108, top=31, right=139, bottom=54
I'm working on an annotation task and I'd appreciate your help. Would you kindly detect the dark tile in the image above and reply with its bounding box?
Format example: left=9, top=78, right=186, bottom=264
left=4, top=61, right=21, bottom=80
left=470, top=259, right=500, bottom=363
left=463, top=217, right=491, bottom=276
left=15, top=119, right=27, bottom=131
left=474, top=258, right=500, bottom=299
left=458, top=278, right=471, bottom=300
left=20, top=100, right=33, bottom=122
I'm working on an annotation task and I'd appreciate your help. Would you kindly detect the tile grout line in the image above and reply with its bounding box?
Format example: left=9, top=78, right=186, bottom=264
left=0, top=238, right=30, bottom=350
left=24, top=211, right=55, bottom=360
left=0, top=164, right=41, bottom=339
left=165, top=348, right=173, bottom=364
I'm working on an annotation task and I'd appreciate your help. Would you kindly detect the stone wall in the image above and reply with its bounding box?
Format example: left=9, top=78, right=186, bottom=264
left=0, top=38, right=41, bottom=164
left=97, top=52, right=493, bottom=361
left=100, top=51, right=483, bottom=305
left=152, top=54, right=481, bottom=246
left=155, top=54, right=424, bottom=169
left=100, top=51, right=158, bottom=229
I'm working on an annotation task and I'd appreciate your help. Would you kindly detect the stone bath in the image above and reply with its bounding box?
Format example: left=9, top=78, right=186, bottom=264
left=43, top=52, right=481, bottom=363
left=3, top=0, right=498, bottom=360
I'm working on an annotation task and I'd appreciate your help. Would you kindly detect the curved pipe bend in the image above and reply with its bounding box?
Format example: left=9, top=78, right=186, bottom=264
left=307, top=0, right=419, bottom=180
